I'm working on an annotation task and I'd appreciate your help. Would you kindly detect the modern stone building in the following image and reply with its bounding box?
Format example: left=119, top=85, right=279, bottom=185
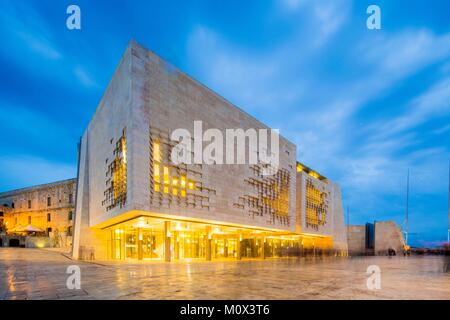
left=0, top=179, right=76, bottom=248
left=296, top=163, right=347, bottom=252
left=347, top=221, right=405, bottom=256
left=70, top=40, right=348, bottom=261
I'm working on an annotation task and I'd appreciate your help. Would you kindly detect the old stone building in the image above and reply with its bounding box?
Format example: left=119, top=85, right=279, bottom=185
left=72, top=40, right=348, bottom=261
left=0, top=179, right=76, bottom=248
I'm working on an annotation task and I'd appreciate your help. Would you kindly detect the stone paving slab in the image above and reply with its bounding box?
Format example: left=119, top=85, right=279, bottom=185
left=0, top=248, right=449, bottom=300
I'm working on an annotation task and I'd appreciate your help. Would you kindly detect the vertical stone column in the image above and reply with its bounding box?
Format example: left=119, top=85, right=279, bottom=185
left=174, top=231, right=179, bottom=260
left=261, top=237, right=266, bottom=259
left=164, top=221, right=171, bottom=262
left=313, top=240, right=316, bottom=257
left=237, top=233, right=242, bottom=260
left=137, top=228, right=143, bottom=260
left=206, top=226, right=212, bottom=261
left=300, top=237, right=304, bottom=257
left=224, top=239, right=228, bottom=258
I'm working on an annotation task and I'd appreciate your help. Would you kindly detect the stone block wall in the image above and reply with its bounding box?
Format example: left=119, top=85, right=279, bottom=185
left=347, top=225, right=366, bottom=255
left=374, top=221, right=405, bottom=255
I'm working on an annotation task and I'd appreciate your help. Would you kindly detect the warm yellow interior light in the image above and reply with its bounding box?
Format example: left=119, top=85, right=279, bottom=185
left=309, top=171, right=320, bottom=179
left=154, top=164, right=160, bottom=182
left=163, top=166, right=169, bottom=184
left=153, top=141, right=161, bottom=162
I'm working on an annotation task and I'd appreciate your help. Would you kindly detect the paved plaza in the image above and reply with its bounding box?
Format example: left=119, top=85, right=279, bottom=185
left=0, top=248, right=449, bottom=300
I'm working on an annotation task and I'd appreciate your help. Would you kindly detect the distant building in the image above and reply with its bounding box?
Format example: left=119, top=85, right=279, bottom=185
left=347, top=221, right=405, bottom=256
left=0, top=179, right=76, bottom=248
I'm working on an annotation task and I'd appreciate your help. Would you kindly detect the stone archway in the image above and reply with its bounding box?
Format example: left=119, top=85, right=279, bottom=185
left=9, top=238, right=20, bottom=247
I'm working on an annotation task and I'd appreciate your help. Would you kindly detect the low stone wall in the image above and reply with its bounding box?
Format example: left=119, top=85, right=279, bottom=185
left=0, top=235, right=26, bottom=247
left=25, top=236, right=54, bottom=248
left=0, top=235, right=54, bottom=248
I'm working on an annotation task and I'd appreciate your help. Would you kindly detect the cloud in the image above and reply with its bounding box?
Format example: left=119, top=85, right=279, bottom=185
left=279, top=0, right=351, bottom=46
left=187, top=26, right=300, bottom=115
left=74, top=66, right=99, bottom=88
left=0, top=155, right=76, bottom=192
left=0, top=1, right=62, bottom=61
left=185, top=10, right=450, bottom=245
left=15, top=30, right=62, bottom=60
left=0, top=102, right=63, bottom=136
left=362, top=29, right=450, bottom=77
left=433, top=124, right=450, bottom=135
left=0, top=1, right=102, bottom=90
left=281, top=0, right=306, bottom=11
left=373, top=77, right=450, bottom=138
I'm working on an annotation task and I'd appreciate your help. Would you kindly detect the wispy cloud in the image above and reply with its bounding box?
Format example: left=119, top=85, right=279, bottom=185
left=373, top=77, right=450, bottom=138
left=0, top=0, right=103, bottom=91
left=0, top=155, right=76, bottom=192
left=0, top=0, right=62, bottom=61
left=186, top=6, right=450, bottom=244
left=74, top=66, right=99, bottom=88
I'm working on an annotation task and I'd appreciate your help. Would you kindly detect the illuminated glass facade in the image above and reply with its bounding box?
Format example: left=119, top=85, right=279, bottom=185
left=106, top=216, right=334, bottom=261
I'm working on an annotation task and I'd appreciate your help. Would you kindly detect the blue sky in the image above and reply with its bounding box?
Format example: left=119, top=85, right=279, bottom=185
left=1, top=0, right=449, bottom=247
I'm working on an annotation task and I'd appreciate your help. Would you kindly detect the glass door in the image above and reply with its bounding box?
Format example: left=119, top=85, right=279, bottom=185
left=125, top=230, right=138, bottom=259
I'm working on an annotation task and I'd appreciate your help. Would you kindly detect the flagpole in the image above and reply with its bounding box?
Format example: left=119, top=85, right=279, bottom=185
left=447, top=160, right=449, bottom=243
left=405, top=169, right=409, bottom=246
left=347, top=206, right=350, bottom=228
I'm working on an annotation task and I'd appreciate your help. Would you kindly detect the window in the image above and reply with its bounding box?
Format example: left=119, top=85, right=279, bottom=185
left=305, top=179, right=327, bottom=229
left=47, top=213, right=51, bottom=222
left=153, top=141, right=161, bottom=162
left=68, top=211, right=73, bottom=221
left=28, top=216, right=31, bottom=224
left=67, top=226, right=73, bottom=236
left=69, top=194, right=73, bottom=204
left=0, top=212, right=3, bottom=217
left=163, top=166, right=169, bottom=185
left=15, top=217, right=18, bottom=225
left=154, top=163, right=160, bottom=192
left=28, top=200, right=32, bottom=209
left=47, top=197, right=51, bottom=207
left=47, top=227, right=52, bottom=235
left=11, top=202, right=14, bottom=208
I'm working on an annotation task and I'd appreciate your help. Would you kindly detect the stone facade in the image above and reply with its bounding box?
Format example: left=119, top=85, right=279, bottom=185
left=347, top=225, right=366, bottom=256
left=70, top=40, right=348, bottom=261
left=374, top=221, right=405, bottom=255
left=347, top=221, right=405, bottom=256
left=296, top=167, right=347, bottom=252
left=0, top=179, right=76, bottom=248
